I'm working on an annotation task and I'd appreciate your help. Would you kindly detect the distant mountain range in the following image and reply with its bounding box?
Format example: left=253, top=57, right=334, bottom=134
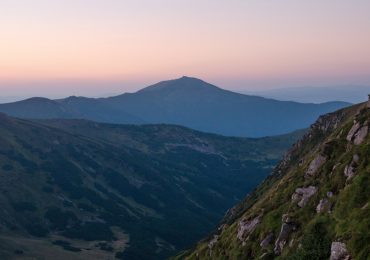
left=0, top=76, right=350, bottom=137
left=0, top=113, right=302, bottom=259
left=242, top=85, right=370, bottom=104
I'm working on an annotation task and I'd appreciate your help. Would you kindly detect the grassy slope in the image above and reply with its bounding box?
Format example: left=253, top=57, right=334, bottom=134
left=0, top=114, right=300, bottom=259
left=180, top=103, right=370, bottom=259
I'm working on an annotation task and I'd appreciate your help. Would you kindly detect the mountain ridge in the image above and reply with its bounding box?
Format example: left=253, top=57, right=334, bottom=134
left=0, top=77, right=350, bottom=137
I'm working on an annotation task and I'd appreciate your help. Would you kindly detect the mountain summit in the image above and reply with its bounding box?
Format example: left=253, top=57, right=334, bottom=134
left=0, top=77, right=350, bottom=137
left=136, top=76, right=221, bottom=94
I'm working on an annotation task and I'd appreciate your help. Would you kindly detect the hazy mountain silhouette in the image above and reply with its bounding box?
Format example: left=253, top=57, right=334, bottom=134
left=0, top=76, right=350, bottom=137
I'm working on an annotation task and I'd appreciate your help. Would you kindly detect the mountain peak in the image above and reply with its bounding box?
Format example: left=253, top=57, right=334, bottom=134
left=137, top=76, right=220, bottom=93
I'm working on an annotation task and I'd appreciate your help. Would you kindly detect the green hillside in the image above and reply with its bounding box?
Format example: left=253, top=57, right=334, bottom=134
left=179, top=103, right=370, bottom=259
left=0, top=114, right=300, bottom=259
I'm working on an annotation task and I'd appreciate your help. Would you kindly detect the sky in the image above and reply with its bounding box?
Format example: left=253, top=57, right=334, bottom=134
left=1, top=0, right=370, bottom=100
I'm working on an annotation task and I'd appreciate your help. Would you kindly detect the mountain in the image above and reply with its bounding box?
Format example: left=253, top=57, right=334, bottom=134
left=0, top=77, right=350, bottom=137
left=242, top=85, right=370, bottom=104
left=179, top=101, right=370, bottom=259
left=0, top=113, right=302, bottom=259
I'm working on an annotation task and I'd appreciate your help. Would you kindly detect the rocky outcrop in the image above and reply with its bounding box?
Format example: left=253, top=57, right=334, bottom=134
left=260, top=233, right=274, bottom=248
left=330, top=242, right=350, bottom=260
left=305, top=155, right=326, bottom=177
left=237, top=215, right=262, bottom=242
left=353, top=126, right=368, bottom=145
left=291, top=186, right=317, bottom=208
left=344, top=154, right=360, bottom=180
left=347, top=120, right=368, bottom=145
left=346, top=122, right=361, bottom=141
left=274, top=215, right=296, bottom=255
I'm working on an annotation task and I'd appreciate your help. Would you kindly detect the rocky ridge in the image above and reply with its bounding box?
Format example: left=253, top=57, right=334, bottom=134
left=178, top=100, right=370, bottom=259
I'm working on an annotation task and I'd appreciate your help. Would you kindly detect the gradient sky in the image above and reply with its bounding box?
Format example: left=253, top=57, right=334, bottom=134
left=1, top=0, right=370, bottom=98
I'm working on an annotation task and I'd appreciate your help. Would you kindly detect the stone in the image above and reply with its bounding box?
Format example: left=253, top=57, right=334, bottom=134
left=330, top=242, right=350, bottom=260
left=316, top=198, right=330, bottom=213
left=274, top=222, right=296, bottom=255
left=344, top=154, right=360, bottom=180
left=305, top=155, right=326, bottom=177
left=327, top=191, right=334, bottom=198
left=208, top=234, right=218, bottom=256
left=344, top=164, right=356, bottom=179
left=260, top=233, right=274, bottom=248
left=353, top=126, right=368, bottom=145
left=291, top=186, right=317, bottom=208
left=237, top=215, right=262, bottom=241
left=346, top=122, right=360, bottom=141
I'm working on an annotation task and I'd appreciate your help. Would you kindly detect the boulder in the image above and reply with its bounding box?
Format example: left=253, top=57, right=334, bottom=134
left=260, top=233, right=274, bottom=248
left=353, top=126, right=368, bottom=145
left=346, top=122, right=360, bottom=141
left=305, top=155, right=326, bottom=177
left=237, top=215, right=262, bottom=241
left=344, top=154, right=360, bottom=180
left=274, top=214, right=296, bottom=255
left=316, top=198, right=330, bottom=213
left=330, top=242, right=350, bottom=260
left=291, top=186, right=317, bottom=208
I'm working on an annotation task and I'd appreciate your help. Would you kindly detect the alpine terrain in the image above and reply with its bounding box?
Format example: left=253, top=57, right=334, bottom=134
left=179, top=99, right=370, bottom=259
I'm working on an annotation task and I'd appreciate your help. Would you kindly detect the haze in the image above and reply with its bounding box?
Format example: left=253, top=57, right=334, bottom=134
left=1, top=0, right=370, bottom=99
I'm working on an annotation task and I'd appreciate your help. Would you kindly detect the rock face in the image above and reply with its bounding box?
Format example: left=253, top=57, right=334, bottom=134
left=305, top=155, right=326, bottom=177
left=237, top=215, right=262, bottom=241
left=274, top=215, right=296, bottom=255
left=347, top=120, right=368, bottom=145
left=346, top=122, right=361, bottom=141
left=353, top=126, right=368, bottom=145
left=291, top=186, right=317, bottom=208
left=330, top=242, right=350, bottom=260
left=260, top=233, right=274, bottom=248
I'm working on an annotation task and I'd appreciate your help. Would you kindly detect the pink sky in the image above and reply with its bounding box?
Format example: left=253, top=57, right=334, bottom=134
left=1, top=0, right=370, bottom=97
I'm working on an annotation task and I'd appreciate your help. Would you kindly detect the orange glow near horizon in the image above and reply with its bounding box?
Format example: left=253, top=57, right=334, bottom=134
left=1, top=0, right=370, bottom=94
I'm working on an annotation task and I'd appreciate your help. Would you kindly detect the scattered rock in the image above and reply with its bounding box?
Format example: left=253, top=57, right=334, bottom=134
left=237, top=215, right=262, bottom=241
left=260, top=233, right=274, bottom=248
left=353, top=126, right=368, bottom=145
left=305, top=155, right=326, bottom=177
left=291, top=186, right=317, bottom=208
left=327, top=191, right=334, bottom=198
left=274, top=215, right=296, bottom=255
left=330, top=242, right=350, bottom=260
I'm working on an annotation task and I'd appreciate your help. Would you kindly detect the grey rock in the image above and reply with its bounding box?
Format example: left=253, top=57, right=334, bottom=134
left=344, top=154, right=360, bottom=180
left=316, top=198, right=330, bottom=213
left=330, top=242, right=350, bottom=260
left=237, top=215, right=262, bottom=241
left=291, top=186, right=317, bottom=208
left=327, top=191, right=334, bottom=198
left=274, top=222, right=296, bottom=255
left=346, top=122, right=360, bottom=141
left=260, top=233, right=274, bottom=248
left=208, top=234, right=219, bottom=256
left=305, top=155, right=326, bottom=177
left=353, top=126, right=368, bottom=145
